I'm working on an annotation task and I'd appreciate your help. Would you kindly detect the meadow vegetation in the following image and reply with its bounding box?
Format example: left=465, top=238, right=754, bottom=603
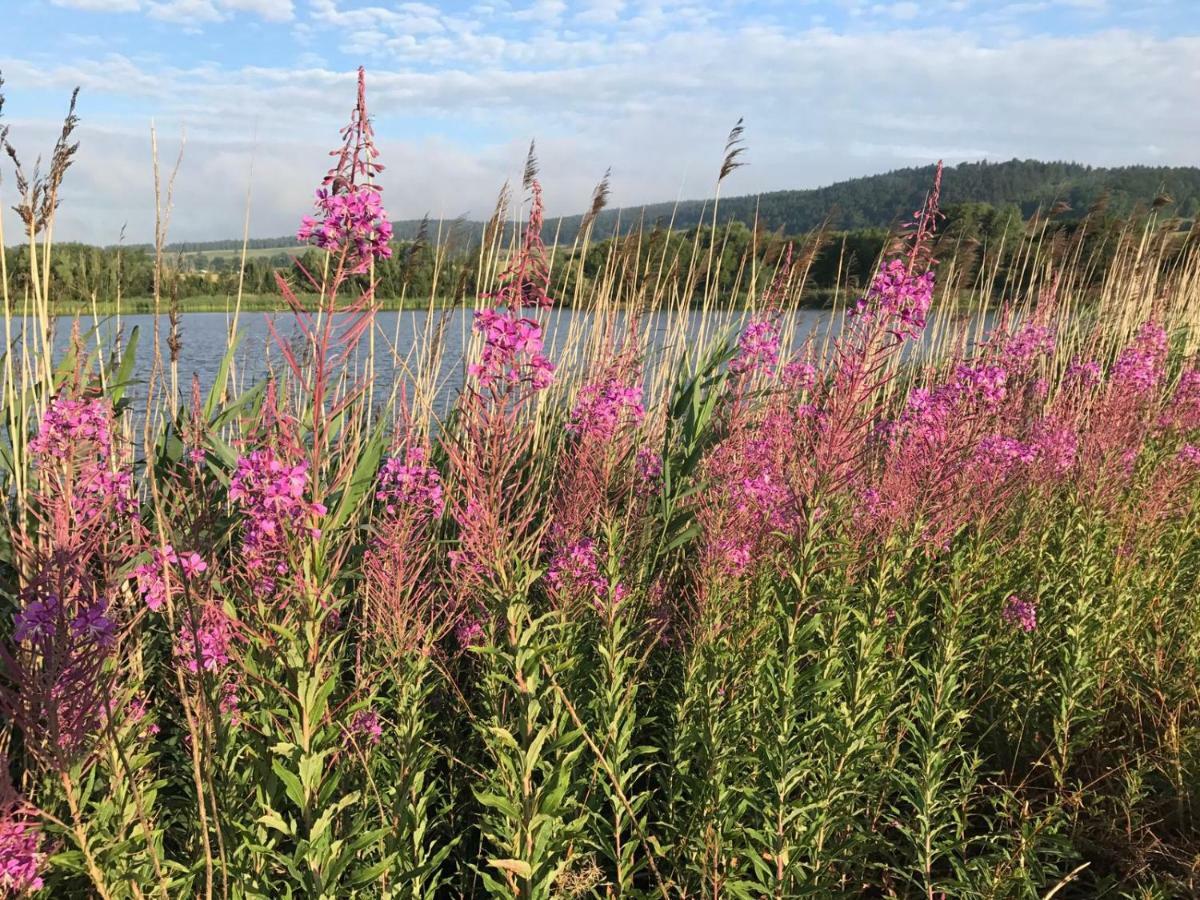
left=0, top=71, right=1198, bottom=898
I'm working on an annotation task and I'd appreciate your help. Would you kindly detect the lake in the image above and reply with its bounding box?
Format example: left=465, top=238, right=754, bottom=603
left=28, top=307, right=843, bottom=416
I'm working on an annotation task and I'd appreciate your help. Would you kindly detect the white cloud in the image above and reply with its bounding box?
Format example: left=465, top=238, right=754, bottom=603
left=49, top=0, right=294, bottom=24
left=146, top=0, right=223, bottom=25
left=3, top=10, right=1198, bottom=244
left=50, top=0, right=141, bottom=9
left=221, top=0, right=295, bottom=22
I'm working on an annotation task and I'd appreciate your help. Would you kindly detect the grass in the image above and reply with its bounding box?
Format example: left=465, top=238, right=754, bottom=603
left=0, top=75, right=1198, bottom=899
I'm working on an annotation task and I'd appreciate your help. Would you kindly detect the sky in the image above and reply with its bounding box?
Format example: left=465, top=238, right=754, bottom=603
left=0, top=0, right=1197, bottom=244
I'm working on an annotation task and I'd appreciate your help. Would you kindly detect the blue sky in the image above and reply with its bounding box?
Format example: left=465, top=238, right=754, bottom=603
left=1, top=0, right=1197, bottom=242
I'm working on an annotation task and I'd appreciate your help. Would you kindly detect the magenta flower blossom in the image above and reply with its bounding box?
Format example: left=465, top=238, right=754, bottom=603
left=175, top=604, right=235, bottom=675
left=547, top=539, right=606, bottom=595
left=230, top=449, right=326, bottom=580
left=782, top=358, right=818, bottom=390
left=730, top=318, right=781, bottom=376
left=11, top=594, right=62, bottom=646
left=179, top=552, right=208, bottom=579
left=1065, top=357, right=1102, bottom=388
left=70, top=601, right=115, bottom=649
left=0, top=815, right=44, bottom=894
left=635, top=447, right=663, bottom=494
left=297, top=185, right=393, bottom=274
left=998, top=321, right=1056, bottom=368
left=851, top=258, right=936, bottom=339
left=1002, top=595, right=1037, bottom=633
left=954, top=363, right=1009, bottom=410
left=455, top=618, right=484, bottom=648
left=351, top=709, right=383, bottom=746
left=567, top=377, right=645, bottom=441
left=1180, top=444, right=1200, bottom=466
left=135, top=545, right=177, bottom=611
left=28, top=396, right=112, bottom=462
left=468, top=308, right=555, bottom=391
left=1112, top=320, right=1168, bottom=395
left=376, top=447, right=444, bottom=519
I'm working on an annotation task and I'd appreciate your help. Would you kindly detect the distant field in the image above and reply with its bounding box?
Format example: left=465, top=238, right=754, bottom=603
left=176, top=245, right=308, bottom=262
left=49, top=293, right=459, bottom=315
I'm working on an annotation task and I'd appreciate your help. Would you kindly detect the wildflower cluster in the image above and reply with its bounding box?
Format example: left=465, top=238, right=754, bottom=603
left=1002, top=595, right=1038, bottom=633
left=0, top=814, right=43, bottom=894
left=298, top=186, right=393, bottom=274
left=730, top=317, right=781, bottom=376
left=468, top=309, right=554, bottom=391
left=851, top=258, right=936, bottom=338
left=376, top=447, right=444, bottom=519
left=567, top=377, right=645, bottom=441
left=229, top=449, right=326, bottom=586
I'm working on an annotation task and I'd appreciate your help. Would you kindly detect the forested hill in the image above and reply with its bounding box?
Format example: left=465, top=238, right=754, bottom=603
left=153, top=158, right=1200, bottom=253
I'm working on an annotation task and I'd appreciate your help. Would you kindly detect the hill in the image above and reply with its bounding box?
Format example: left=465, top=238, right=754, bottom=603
left=150, top=158, right=1200, bottom=256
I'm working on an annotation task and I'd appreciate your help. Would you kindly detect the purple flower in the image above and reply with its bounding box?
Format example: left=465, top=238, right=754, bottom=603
left=567, top=378, right=645, bottom=441
left=12, top=594, right=62, bottom=647
left=297, top=185, right=393, bottom=274
left=376, top=447, right=444, bottom=519
left=635, top=447, right=663, bottom=494
left=455, top=618, right=484, bottom=648
left=468, top=308, right=555, bottom=392
left=0, top=815, right=44, bottom=894
left=1065, top=357, right=1102, bottom=388
left=70, top=601, right=115, bottom=649
left=176, top=604, right=236, bottom=675
left=1112, top=320, right=1168, bottom=395
left=230, top=450, right=325, bottom=577
left=730, top=318, right=781, bottom=376
left=135, top=545, right=178, bottom=612
left=851, top=258, right=936, bottom=339
left=1002, top=595, right=1037, bottom=633
left=351, top=709, right=383, bottom=746
left=179, top=552, right=208, bottom=579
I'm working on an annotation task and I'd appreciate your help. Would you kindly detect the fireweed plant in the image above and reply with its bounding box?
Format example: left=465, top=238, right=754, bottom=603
left=0, top=71, right=1199, bottom=898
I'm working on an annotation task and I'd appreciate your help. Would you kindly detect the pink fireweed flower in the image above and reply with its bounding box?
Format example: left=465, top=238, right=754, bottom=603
left=70, top=600, right=116, bottom=650
left=730, top=317, right=781, bottom=376
left=350, top=709, right=383, bottom=746
left=0, top=814, right=44, bottom=894
left=28, top=395, right=112, bottom=463
left=546, top=539, right=625, bottom=610
left=1065, top=357, right=1102, bottom=388
left=1179, top=444, right=1200, bottom=466
left=230, top=449, right=326, bottom=578
left=297, top=185, right=393, bottom=275
left=179, top=552, right=207, bottom=579
left=635, top=447, right=663, bottom=494
left=376, top=447, right=445, bottom=519
left=11, top=594, right=62, bottom=647
left=175, top=604, right=236, bottom=675
left=134, top=545, right=176, bottom=612
left=547, top=539, right=607, bottom=595
left=469, top=308, right=555, bottom=391
left=1029, top=420, right=1079, bottom=477
left=455, top=618, right=484, bottom=648
left=1002, top=595, right=1037, bottom=633
left=1165, top=369, right=1200, bottom=432
left=29, top=394, right=137, bottom=529
left=567, top=377, right=645, bottom=441
left=1112, top=320, right=1168, bottom=395
left=954, top=363, right=1008, bottom=410
left=782, top=358, right=818, bottom=391
left=851, top=258, right=936, bottom=339
left=996, top=321, right=1055, bottom=369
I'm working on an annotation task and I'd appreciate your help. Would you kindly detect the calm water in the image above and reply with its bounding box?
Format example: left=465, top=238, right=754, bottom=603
left=31, top=308, right=839, bottom=415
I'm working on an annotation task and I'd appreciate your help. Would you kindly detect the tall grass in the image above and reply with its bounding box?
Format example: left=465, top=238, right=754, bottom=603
left=0, top=70, right=1198, bottom=899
